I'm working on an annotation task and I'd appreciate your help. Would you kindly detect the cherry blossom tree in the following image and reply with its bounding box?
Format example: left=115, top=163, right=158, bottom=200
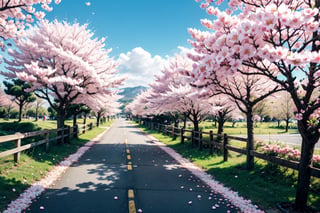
left=86, top=93, right=122, bottom=127
left=2, top=20, right=125, bottom=132
left=67, top=104, right=86, bottom=127
left=147, top=55, right=194, bottom=128
left=164, top=84, right=212, bottom=146
left=208, top=94, right=235, bottom=136
left=193, top=0, right=320, bottom=210
left=33, top=97, right=46, bottom=121
left=0, top=0, right=60, bottom=47
left=269, top=91, right=295, bottom=132
left=185, top=61, right=281, bottom=168
left=146, top=55, right=213, bottom=146
left=125, top=89, right=153, bottom=122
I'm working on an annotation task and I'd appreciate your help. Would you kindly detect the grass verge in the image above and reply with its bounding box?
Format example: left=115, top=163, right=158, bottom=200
left=0, top=120, right=113, bottom=211
left=137, top=124, right=320, bottom=211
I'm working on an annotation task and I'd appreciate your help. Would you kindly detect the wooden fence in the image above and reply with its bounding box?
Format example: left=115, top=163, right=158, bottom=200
left=143, top=120, right=320, bottom=178
left=0, top=122, right=95, bottom=163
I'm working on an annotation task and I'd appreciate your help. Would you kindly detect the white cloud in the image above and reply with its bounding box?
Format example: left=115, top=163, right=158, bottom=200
left=117, top=46, right=195, bottom=87
left=117, top=47, right=165, bottom=87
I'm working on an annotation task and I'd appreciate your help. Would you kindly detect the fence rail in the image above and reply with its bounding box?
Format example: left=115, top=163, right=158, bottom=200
left=0, top=122, right=95, bottom=163
left=142, top=120, right=320, bottom=178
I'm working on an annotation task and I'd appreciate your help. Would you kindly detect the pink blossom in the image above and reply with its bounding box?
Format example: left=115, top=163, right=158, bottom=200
left=200, top=3, right=209, bottom=9
left=239, top=43, right=255, bottom=59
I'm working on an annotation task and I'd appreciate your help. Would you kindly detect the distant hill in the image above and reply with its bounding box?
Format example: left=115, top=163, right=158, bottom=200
left=119, top=86, right=147, bottom=105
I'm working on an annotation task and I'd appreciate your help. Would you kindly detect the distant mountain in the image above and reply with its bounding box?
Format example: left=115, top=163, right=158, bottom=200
left=119, top=86, right=147, bottom=104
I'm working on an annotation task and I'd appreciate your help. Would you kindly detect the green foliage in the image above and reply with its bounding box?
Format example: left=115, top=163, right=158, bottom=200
left=3, top=79, right=36, bottom=121
left=0, top=122, right=40, bottom=135
left=3, top=80, right=36, bottom=104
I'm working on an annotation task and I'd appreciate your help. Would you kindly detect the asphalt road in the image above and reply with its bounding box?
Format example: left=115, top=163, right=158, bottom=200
left=26, top=120, right=242, bottom=213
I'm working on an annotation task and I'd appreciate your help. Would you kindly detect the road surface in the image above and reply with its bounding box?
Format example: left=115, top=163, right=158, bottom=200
left=26, top=119, right=245, bottom=213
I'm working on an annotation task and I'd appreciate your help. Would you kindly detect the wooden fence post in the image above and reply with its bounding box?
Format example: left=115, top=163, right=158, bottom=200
left=172, top=126, right=175, bottom=140
left=61, top=127, right=65, bottom=144
left=74, top=125, right=78, bottom=139
left=180, top=128, right=185, bottom=144
left=191, top=130, right=195, bottom=147
left=14, top=138, right=21, bottom=163
left=223, top=134, right=228, bottom=162
left=82, top=124, right=86, bottom=134
left=45, top=131, right=50, bottom=151
left=66, top=126, right=70, bottom=143
left=199, top=130, right=203, bottom=151
left=209, top=130, right=214, bottom=154
left=89, top=123, right=93, bottom=130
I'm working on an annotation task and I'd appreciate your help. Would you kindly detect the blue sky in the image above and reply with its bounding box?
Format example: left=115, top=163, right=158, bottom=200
left=46, top=0, right=210, bottom=57
left=1, top=0, right=215, bottom=87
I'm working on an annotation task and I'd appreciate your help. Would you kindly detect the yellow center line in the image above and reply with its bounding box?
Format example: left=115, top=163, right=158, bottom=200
left=129, top=200, right=136, bottom=213
left=128, top=189, right=134, bottom=199
left=127, top=164, right=133, bottom=170
left=127, top=155, right=131, bottom=160
left=128, top=189, right=136, bottom=213
left=126, top=149, right=130, bottom=154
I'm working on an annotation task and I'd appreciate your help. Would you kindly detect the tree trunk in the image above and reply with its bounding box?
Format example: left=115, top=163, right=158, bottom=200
left=96, top=113, right=101, bottom=127
left=18, top=103, right=23, bottom=122
left=73, top=114, right=77, bottom=127
left=246, top=109, right=254, bottom=170
left=173, top=119, right=179, bottom=140
left=182, top=115, right=187, bottom=129
left=217, top=117, right=224, bottom=135
left=217, top=112, right=225, bottom=142
left=83, top=113, right=87, bottom=125
left=214, top=116, right=217, bottom=128
left=35, top=105, right=39, bottom=121
left=57, top=108, right=66, bottom=144
left=285, top=119, right=289, bottom=132
left=294, top=125, right=318, bottom=211
left=277, top=120, right=280, bottom=128
left=193, top=119, right=199, bottom=146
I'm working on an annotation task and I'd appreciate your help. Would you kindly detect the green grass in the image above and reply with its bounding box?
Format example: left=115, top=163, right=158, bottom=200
left=198, top=121, right=299, bottom=135
left=0, top=118, right=97, bottom=130
left=138, top=124, right=320, bottom=211
left=0, top=119, right=113, bottom=211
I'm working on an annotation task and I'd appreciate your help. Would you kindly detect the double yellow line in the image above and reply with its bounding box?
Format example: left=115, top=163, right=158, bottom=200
left=125, top=138, right=136, bottom=213
left=128, top=189, right=136, bottom=213
left=125, top=139, right=133, bottom=171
